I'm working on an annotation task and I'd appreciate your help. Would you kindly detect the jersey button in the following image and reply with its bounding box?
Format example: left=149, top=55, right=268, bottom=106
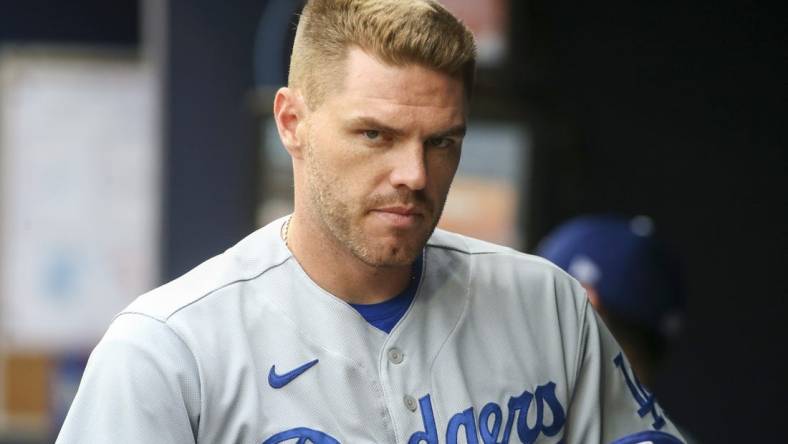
left=404, top=395, right=418, bottom=412
left=388, top=348, right=404, bottom=364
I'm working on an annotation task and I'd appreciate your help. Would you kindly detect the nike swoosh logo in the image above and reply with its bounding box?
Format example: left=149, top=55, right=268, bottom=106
left=268, top=359, right=319, bottom=389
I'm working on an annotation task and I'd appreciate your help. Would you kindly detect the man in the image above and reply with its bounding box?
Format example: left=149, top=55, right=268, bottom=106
left=58, top=1, right=686, bottom=443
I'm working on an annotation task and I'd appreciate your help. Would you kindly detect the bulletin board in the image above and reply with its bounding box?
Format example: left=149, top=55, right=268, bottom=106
left=0, top=48, right=161, bottom=352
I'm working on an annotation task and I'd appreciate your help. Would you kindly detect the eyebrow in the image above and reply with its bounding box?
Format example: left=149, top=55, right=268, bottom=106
left=345, top=116, right=466, bottom=139
left=345, top=116, right=405, bottom=137
left=347, top=116, right=467, bottom=139
left=431, top=124, right=467, bottom=139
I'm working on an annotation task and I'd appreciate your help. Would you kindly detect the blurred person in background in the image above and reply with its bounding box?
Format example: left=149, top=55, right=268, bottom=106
left=537, top=214, right=685, bottom=389
left=537, top=214, right=698, bottom=443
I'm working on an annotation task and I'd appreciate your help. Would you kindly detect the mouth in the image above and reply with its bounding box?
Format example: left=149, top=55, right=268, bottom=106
left=369, top=206, right=423, bottom=228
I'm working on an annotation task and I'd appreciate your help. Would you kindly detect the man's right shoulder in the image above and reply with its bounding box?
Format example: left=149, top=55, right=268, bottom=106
left=120, top=218, right=292, bottom=323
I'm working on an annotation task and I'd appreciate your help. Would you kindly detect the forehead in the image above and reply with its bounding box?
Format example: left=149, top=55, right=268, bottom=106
left=321, top=47, right=466, bottom=124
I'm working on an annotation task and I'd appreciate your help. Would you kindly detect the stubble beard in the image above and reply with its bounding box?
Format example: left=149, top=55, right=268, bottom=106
left=303, top=143, right=445, bottom=268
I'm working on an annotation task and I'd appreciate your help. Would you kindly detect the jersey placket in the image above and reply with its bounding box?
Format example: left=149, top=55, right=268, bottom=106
left=377, top=246, right=471, bottom=442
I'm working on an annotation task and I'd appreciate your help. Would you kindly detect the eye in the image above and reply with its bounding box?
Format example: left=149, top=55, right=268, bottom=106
left=426, top=137, right=454, bottom=149
left=363, top=130, right=380, bottom=140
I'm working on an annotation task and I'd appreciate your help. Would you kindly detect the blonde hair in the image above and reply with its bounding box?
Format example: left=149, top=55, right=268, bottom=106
left=289, top=0, right=477, bottom=109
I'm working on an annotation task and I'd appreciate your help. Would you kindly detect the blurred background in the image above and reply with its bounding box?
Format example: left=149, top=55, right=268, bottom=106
left=0, top=0, right=784, bottom=442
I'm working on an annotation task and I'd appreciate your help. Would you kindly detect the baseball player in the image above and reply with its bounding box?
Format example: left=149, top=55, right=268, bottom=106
left=536, top=215, right=686, bottom=390
left=57, top=1, right=686, bottom=443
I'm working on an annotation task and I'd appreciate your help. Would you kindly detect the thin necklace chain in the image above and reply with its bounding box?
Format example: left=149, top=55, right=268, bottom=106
left=282, top=215, right=292, bottom=247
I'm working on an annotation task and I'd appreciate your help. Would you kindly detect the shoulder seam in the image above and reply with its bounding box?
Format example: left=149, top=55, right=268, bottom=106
left=163, top=255, right=293, bottom=321
left=426, top=244, right=512, bottom=256
left=425, top=244, right=470, bottom=255
left=117, top=254, right=293, bottom=323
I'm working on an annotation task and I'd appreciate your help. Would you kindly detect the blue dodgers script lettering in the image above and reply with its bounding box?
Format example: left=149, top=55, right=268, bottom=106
left=409, top=382, right=566, bottom=444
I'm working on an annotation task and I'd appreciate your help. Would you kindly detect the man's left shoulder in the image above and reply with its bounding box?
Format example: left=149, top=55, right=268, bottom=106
left=427, top=228, right=515, bottom=255
left=427, top=229, right=572, bottom=277
left=426, top=229, right=587, bottom=308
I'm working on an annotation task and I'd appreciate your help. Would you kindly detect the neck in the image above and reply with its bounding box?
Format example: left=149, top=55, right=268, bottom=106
left=285, top=212, right=414, bottom=305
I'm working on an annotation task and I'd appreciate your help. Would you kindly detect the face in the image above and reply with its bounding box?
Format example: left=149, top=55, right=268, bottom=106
left=300, top=47, right=466, bottom=267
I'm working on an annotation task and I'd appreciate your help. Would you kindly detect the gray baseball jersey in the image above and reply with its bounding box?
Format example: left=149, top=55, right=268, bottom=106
left=57, top=217, right=685, bottom=443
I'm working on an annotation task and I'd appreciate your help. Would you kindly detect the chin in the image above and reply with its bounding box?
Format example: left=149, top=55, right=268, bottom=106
left=365, top=254, right=417, bottom=268
left=355, top=238, right=424, bottom=268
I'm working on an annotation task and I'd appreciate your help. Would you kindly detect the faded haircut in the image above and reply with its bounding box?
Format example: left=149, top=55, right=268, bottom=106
left=289, top=0, right=477, bottom=109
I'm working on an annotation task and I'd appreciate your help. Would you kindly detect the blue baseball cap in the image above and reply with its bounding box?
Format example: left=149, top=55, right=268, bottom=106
left=536, top=215, right=685, bottom=338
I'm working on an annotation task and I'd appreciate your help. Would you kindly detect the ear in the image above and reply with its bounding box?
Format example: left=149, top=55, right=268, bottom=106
left=273, top=87, right=308, bottom=159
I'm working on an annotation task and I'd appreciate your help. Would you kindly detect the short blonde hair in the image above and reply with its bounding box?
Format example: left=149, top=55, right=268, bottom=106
left=289, top=0, right=477, bottom=109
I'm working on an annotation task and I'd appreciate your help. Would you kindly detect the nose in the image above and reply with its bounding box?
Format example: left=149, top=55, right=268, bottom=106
left=388, top=142, right=427, bottom=191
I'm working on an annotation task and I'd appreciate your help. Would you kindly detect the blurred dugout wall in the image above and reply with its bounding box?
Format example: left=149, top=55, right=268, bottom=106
left=0, top=0, right=261, bottom=440
left=0, top=1, right=152, bottom=441
left=0, top=46, right=159, bottom=440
